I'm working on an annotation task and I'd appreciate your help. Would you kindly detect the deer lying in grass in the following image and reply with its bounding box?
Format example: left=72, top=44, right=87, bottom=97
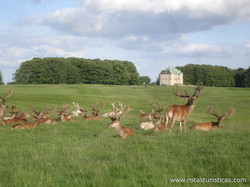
left=56, top=105, right=75, bottom=122
left=11, top=121, right=39, bottom=130
left=0, top=105, right=27, bottom=126
left=32, top=106, right=57, bottom=125
left=9, top=105, right=31, bottom=121
left=190, top=106, right=235, bottom=131
left=107, top=103, right=135, bottom=138
left=165, top=85, right=204, bottom=135
left=72, top=102, right=84, bottom=116
left=139, top=109, right=155, bottom=130
left=82, top=103, right=105, bottom=120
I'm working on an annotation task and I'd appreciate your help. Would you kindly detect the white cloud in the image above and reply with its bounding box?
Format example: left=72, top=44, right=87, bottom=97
left=27, top=0, right=249, bottom=41
left=245, top=40, right=250, bottom=54
left=176, top=44, right=235, bottom=56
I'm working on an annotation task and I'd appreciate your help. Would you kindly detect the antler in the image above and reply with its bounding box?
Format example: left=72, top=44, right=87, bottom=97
left=207, top=106, right=219, bottom=117
left=192, top=85, right=204, bottom=97
left=224, top=107, right=235, bottom=118
left=173, top=86, right=190, bottom=98
left=151, top=102, right=164, bottom=113
left=0, top=90, right=12, bottom=106
left=72, top=102, right=80, bottom=109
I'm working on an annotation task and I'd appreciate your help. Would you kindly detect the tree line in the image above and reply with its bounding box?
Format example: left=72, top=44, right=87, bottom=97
left=174, top=64, right=250, bottom=87
left=11, top=57, right=151, bottom=85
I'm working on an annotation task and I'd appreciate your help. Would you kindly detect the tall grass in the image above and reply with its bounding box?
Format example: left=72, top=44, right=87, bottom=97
left=0, top=84, right=249, bottom=186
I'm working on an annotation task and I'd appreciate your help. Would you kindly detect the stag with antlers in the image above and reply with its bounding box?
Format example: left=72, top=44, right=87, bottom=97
left=165, top=85, right=204, bottom=135
left=107, top=103, right=135, bottom=138
left=190, top=106, right=235, bottom=131
left=82, top=103, right=105, bottom=120
left=72, top=102, right=84, bottom=116
left=56, top=104, right=75, bottom=122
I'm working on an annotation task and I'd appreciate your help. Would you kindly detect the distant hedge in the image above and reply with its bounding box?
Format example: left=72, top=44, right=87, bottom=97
left=13, top=57, right=140, bottom=85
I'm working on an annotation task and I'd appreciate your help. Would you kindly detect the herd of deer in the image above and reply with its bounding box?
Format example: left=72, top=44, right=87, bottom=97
left=0, top=85, right=235, bottom=138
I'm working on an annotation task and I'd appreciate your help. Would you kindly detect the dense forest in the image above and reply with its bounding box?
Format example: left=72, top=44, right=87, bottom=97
left=175, top=64, right=250, bottom=87
left=12, top=57, right=143, bottom=85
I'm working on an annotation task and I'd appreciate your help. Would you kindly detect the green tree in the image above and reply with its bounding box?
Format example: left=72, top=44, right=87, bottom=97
left=13, top=57, right=141, bottom=85
left=140, top=76, right=151, bottom=85
left=0, top=71, right=4, bottom=85
left=243, top=66, right=250, bottom=87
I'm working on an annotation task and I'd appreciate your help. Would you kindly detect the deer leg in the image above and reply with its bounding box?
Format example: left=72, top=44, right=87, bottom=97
left=168, top=120, right=175, bottom=136
left=183, top=120, right=187, bottom=134
left=165, top=114, right=169, bottom=128
left=179, top=121, right=182, bottom=134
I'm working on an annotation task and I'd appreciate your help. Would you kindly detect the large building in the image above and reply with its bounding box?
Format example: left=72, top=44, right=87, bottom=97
left=159, top=66, right=183, bottom=86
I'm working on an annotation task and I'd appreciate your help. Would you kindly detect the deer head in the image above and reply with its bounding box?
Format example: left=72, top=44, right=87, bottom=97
left=173, top=85, right=204, bottom=106
left=207, top=106, right=235, bottom=125
left=107, top=103, right=133, bottom=121
left=91, top=103, right=106, bottom=116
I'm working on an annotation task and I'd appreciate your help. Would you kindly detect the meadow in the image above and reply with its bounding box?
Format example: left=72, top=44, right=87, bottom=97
left=0, top=84, right=249, bottom=187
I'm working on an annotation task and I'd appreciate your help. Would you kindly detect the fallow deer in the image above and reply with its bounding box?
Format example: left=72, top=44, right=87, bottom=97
left=165, top=85, right=204, bottom=135
left=139, top=109, right=155, bottom=130
left=107, top=103, right=135, bottom=138
left=190, top=106, right=235, bottom=131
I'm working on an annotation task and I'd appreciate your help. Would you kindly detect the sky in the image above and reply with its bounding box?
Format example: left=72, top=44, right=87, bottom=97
left=0, top=0, right=250, bottom=84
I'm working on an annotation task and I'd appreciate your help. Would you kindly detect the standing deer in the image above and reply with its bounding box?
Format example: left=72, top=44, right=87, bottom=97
left=165, top=85, right=204, bottom=135
left=107, top=103, right=135, bottom=138
left=190, top=106, right=235, bottom=131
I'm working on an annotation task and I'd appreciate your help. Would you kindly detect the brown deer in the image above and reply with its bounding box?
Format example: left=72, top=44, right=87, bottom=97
left=0, top=105, right=27, bottom=125
left=153, top=113, right=168, bottom=132
left=82, top=103, right=105, bottom=121
left=107, top=103, right=135, bottom=138
left=56, top=104, right=76, bottom=122
left=11, top=121, right=38, bottom=130
left=165, top=85, right=204, bottom=135
left=190, top=106, right=235, bottom=131
left=9, top=105, right=31, bottom=120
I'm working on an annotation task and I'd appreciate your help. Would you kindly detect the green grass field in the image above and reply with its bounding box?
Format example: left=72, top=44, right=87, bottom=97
left=0, top=84, right=249, bottom=186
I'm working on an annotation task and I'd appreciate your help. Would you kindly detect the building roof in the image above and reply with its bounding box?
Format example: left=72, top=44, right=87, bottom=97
left=161, top=66, right=182, bottom=74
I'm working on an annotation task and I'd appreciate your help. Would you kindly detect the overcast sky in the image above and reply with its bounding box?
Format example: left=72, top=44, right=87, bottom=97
left=0, top=0, right=250, bottom=83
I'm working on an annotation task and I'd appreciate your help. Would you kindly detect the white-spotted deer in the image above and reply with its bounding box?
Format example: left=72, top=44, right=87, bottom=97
left=0, top=105, right=27, bottom=126
left=190, top=106, right=235, bottom=131
left=165, top=85, right=204, bottom=135
left=107, top=103, right=135, bottom=138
